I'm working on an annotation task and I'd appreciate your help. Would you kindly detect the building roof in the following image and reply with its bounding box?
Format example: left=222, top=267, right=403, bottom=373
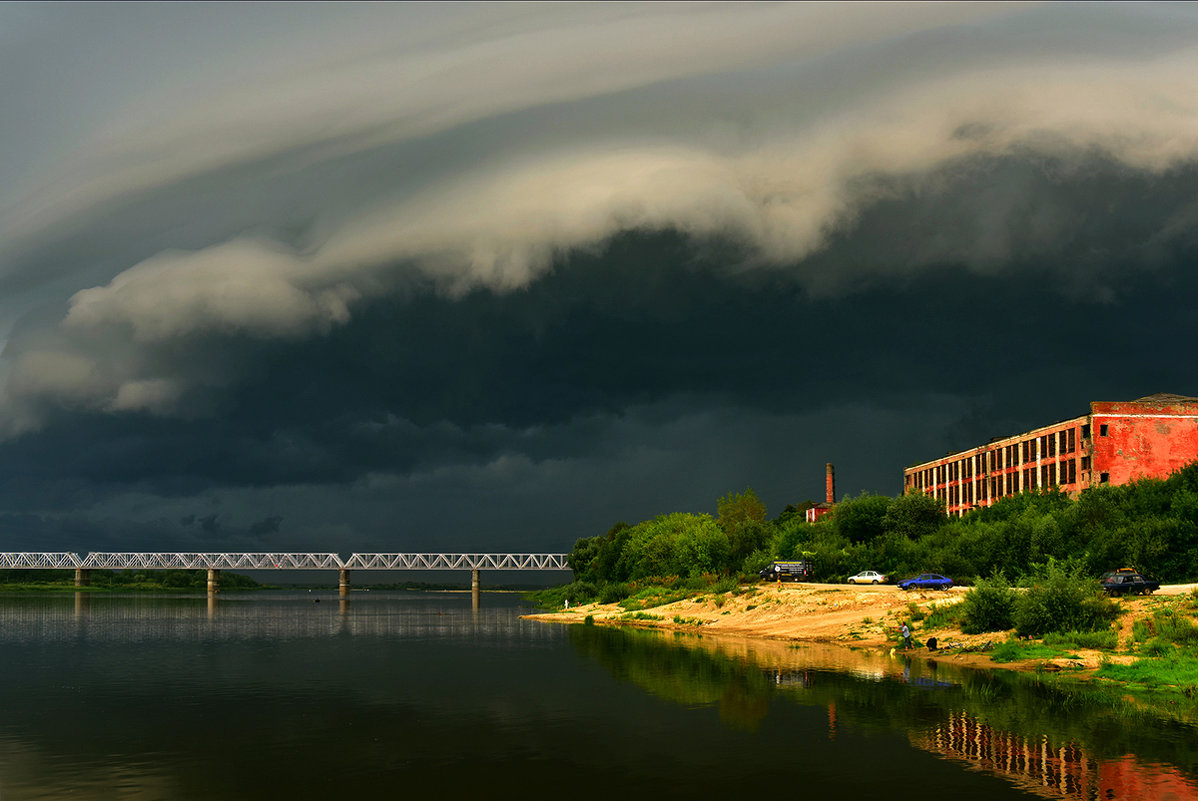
left=1132, top=393, right=1198, bottom=403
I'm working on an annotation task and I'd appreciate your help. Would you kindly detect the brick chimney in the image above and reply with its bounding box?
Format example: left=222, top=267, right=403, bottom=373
left=825, top=462, right=835, bottom=504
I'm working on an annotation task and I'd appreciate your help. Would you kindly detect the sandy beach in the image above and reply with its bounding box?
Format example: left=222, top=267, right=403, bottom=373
left=527, top=581, right=1198, bottom=673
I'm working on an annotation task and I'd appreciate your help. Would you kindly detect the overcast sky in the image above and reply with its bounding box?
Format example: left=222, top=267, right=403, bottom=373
left=2, top=1, right=1197, bottom=555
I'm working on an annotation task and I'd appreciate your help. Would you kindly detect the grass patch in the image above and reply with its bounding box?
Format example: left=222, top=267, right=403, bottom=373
left=921, top=601, right=966, bottom=631
left=621, top=611, right=663, bottom=621
left=711, top=576, right=739, bottom=594
left=906, top=601, right=926, bottom=622
left=1042, top=629, right=1119, bottom=650
left=990, top=639, right=1076, bottom=663
left=1097, top=655, right=1198, bottom=692
left=620, top=585, right=691, bottom=611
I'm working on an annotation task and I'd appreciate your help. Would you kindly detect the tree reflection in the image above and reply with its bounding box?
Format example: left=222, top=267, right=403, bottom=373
left=568, top=623, right=1198, bottom=797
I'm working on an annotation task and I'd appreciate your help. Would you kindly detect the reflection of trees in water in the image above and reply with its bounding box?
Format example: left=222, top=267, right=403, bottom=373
left=568, top=625, right=1198, bottom=787
left=568, top=625, right=774, bottom=731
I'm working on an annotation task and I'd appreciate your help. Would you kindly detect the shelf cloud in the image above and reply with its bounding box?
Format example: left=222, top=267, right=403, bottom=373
left=2, top=3, right=1198, bottom=550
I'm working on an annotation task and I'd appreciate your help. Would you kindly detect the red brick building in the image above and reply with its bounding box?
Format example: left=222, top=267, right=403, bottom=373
left=903, top=394, right=1198, bottom=516
left=805, top=462, right=836, bottom=523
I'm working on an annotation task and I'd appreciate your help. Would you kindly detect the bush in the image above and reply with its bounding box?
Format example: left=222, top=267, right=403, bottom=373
left=712, top=576, right=739, bottom=594
left=599, top=582, right=631, bottom=604
left=1013, top=562, right=1118, bottom=637
left=962, top=574, right=1016, bottom=634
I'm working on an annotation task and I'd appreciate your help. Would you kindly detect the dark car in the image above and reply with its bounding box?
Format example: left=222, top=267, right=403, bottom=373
left=759, top=560, right=813, bottom=582
left=897, top=573, right=953, bottom=591
left=1099, top=568, right=1160, bottom=596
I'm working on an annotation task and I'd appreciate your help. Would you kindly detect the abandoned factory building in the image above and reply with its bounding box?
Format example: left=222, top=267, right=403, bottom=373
left=904, top=394, right=1198, bottom=516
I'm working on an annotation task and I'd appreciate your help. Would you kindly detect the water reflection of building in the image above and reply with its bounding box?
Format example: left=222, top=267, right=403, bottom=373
left=912, top=709, right=1198, bottom=801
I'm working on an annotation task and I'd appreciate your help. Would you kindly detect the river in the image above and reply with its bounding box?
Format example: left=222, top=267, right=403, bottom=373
left=0, top=590, right=1194, bottom=800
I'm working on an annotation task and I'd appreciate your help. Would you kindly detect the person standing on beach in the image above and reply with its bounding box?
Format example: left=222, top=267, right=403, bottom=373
left=901, top=623, right=911, bottom=650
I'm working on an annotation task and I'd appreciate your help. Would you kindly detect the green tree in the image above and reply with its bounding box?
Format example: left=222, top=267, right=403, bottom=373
left=615, top=513, right=730, bottom=579
left=882, top=490, right=945, bottom=539
left=832, top=492, right=892, bottom=544
left=717, top=487, right=766, bottom=533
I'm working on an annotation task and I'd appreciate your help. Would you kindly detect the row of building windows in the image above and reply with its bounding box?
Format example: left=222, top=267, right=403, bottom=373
left=924, top=458, right=1104, bottom=511
left=909, top=425, right=1089, bottom=493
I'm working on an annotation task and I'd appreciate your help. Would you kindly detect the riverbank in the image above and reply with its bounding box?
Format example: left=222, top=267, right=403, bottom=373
left=526, top=580, right=1198, bottom=675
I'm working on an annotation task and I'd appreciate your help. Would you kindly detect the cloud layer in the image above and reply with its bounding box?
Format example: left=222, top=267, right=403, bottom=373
left=3, top=3, right=1198, bottom=549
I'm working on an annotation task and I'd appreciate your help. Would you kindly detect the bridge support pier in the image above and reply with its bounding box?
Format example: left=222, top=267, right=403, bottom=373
left=74, top=568, right=90, bottom=588
left=339, top=568, right=351, bottom=597
left=471, top=568, right=480, bottom=611
left=207, top=568, right=220, bottom=595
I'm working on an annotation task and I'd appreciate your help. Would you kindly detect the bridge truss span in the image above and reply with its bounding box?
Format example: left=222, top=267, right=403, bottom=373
left=0, top=552, right=569, bottom=571
left=78, top=553, right=346, bottom=571
left=344, top=553, right=569, bottom=571
left=0, top=552, right=83, bottom=569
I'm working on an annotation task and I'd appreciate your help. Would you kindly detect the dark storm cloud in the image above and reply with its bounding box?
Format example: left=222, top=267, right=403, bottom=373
left=3, top=3, right=1198, bottom=551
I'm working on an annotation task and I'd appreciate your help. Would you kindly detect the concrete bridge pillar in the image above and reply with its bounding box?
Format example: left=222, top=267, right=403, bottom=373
left=207, top=568, right=220, bottom=595
left=74, top=568, right=90, bottom=588
left=339, top=568, right=351, bottom=597
left=471, top=568, right=480, bottom=611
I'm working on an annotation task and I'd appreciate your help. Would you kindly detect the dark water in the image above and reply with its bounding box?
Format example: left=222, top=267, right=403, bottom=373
left=0, top=591, right=1196, bottom=800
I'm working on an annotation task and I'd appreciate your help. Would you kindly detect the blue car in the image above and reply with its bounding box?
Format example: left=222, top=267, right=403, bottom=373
left=898, top=573, right=953, bottom=591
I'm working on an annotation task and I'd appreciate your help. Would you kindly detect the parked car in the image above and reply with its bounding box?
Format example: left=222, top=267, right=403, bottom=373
left=1099, top=568, right=1160, bottom=596
left=897, top=573, right=953, bottom=591
left=847, top=570, right=887, bottom=585
left=758, top=560, right=814, bottom=582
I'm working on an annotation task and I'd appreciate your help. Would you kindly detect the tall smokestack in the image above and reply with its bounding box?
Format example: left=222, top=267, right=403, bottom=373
left=825, top=463, right=835, bottom=504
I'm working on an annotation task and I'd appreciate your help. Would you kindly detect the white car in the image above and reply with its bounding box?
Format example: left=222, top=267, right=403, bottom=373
left=847, top=570, right=887, bottom=585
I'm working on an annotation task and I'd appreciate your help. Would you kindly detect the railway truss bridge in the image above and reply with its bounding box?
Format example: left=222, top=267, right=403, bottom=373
left=0, top=552, right=570, bottom=600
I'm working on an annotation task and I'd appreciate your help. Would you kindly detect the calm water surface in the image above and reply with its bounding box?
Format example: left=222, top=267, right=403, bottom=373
left=0, top=591, right=1195, bottom=800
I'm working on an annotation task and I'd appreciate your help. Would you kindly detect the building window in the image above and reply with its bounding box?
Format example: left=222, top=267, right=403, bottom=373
left=1100, top=472, right=1110, bottom=483
left=1081, top=456, right=1090, bottom=470
left=1068, top=459, right=1076, bottom=484
left=1100, top=424, right=1109, bottom=436
left=1067, top=428, right=1076, bottom=453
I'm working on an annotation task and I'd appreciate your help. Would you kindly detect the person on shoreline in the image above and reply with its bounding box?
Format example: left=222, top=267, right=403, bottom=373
left=901, top=622, right=911, bottom=650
